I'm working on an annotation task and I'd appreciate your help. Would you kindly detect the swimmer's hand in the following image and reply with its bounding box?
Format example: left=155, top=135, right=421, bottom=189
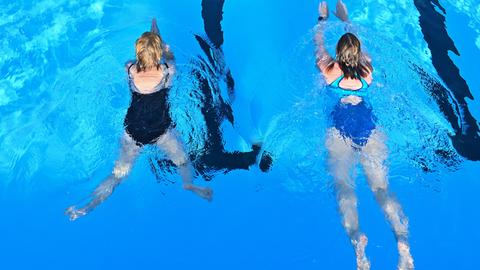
left=151, top=18, right=160, bottom=35
left=334, top=0, right=349, bottom=22
left=65, top=206, right=86, bottom=221
left=318, top=1, right=329, bottom=20
left=163, top=44, right=175, bottom=62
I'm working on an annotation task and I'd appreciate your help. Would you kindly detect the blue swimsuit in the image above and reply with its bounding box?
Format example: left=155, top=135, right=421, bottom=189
left=329, top=75, right=376, bottom=146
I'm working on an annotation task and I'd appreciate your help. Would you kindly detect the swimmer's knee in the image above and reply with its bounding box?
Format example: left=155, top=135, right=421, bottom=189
left=339, top=196, right=357, bottom=210
left=113, top=161, right=133, bottom=178
left=182, top=183, right=193, bottom=190
left=172, top=155, right=188, bottom=168
left=344, top=219, right=359, bottom=237
left=370, top=182, right=388, bottom=193
left=363, top=166, right=388, bottom=191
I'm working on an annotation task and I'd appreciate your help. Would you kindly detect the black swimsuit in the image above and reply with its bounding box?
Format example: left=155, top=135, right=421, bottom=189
left=124, top=63, right=173, bottom=146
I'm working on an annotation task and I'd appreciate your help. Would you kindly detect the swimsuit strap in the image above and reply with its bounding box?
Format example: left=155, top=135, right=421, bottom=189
left=159, top=63, right=170, bottom=88
left=329, top=74, right=345, bottom=88
left=329, top=74, right=369, bottom=90
left=127, top=63, right=138, bottom=92
left=329, top=73, right=369, bottom=97
left=127, top=62, right=135, bottom=79
left=332, top=87, right=368, bottom=97
left=359, top=76, right=369, bottom=89
left=329, top=74, right=369, bottom=88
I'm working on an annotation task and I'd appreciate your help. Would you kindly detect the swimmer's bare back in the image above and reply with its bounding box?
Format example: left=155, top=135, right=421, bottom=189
left=128, top=64, right=168, bottom=94
left=322, top=62, right=373, bottom=90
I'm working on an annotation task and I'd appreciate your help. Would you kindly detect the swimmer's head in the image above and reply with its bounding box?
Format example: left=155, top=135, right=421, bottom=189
left=336, top=33, right=361, bottom=68
left=135, top=32, right=163, bottom=72
left=329, top=32, right=372, bottom=79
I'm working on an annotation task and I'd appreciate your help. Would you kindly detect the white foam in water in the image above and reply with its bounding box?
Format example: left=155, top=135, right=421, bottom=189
left=0, top=0, right=107, bottom=186
left=88, top=1, right=105, bottom=18
left=350, top=0, right=433, bottom=69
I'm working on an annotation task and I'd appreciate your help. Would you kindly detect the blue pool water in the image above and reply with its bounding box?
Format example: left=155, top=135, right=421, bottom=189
left=1, top=0, right=480, bottom=269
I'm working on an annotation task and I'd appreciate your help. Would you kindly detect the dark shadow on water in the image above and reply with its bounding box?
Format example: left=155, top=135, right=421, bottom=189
left=414, top=0, right=480, bottom=161
left=151, top=0, right=272, bottom=182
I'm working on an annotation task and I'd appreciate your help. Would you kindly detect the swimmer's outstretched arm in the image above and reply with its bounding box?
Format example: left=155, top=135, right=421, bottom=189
left=315, top=2, right=333, bottom=72
left=333, top=0, right=349, bottom=22
left=332, top=1, right=373, bottom=67
left=65, top=133, right=141, bottom=221
left=149, top=18, right=175, bottom=64
left=151, top=18, right=160, bottom=35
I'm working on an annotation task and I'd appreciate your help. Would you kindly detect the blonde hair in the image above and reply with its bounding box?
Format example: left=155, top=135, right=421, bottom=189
left=326, top=33, right=372, bottom=79
left=135, top=32, right=163, bottom=72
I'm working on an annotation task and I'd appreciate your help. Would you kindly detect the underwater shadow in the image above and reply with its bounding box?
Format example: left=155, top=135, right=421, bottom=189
left=414, top=0, right=480, bottom=161
left=151, top=0, right=272, bottom=181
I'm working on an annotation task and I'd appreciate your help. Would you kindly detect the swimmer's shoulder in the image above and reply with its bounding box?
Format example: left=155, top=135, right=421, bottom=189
left=323, top=62, right=373, bottom=85
left=125, top=60, right=135, bottom=73
left=130, top=65, right=170, bottom=93
left=323, top=62, right=342, bottom=84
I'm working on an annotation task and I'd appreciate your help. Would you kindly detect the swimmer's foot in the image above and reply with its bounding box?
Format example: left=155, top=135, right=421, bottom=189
left=252, top=143, right=262, bottom=155
left=259, top=151, right=273, bottom=172
left=65, top=206, right=87, bottom=221
left=352, top=233, right=370, bottom=270
left=252, top=143, right=273, bottom=172
left=183, top=184, right=213, bottom=202
left=397, top=240, right=414, bottom=270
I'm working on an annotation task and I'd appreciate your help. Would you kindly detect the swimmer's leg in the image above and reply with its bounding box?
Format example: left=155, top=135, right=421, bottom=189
left=150, top=18, right=174, bottom=62
left=360, top=131, right=413, bottom=270
left=66, top=132, right=141, bottom=221
left=156, top=130, right=213, bottom=201
left=326, top=128, right=370, bottom=270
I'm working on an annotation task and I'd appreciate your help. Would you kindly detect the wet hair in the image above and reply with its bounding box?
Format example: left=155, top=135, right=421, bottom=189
left=135, top=32, right=163, bottom=72
left=326, top=32, right=373, bottom=79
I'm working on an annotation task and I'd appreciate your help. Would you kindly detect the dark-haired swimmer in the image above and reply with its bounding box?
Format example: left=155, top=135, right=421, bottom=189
left=316, top=1, right=413, bottom=270
left=66, top=19, right=212, bottom=221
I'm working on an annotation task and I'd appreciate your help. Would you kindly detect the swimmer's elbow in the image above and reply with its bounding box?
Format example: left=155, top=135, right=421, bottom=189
left=316, top=56, right=331, bottom=73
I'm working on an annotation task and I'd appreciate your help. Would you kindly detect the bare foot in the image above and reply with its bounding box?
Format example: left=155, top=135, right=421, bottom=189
left=65, top=206, right=86, bottom=221
left=398, top=241, right=414, bottom=270
left=352, top=233, right=370, bottom=270
left=183, top=184, right=213, bottom=202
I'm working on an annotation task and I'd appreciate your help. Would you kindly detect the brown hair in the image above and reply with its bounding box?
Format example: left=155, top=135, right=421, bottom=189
left=135, top=32, right=163, bottom=72
left=326, top=33, right=372, bottom=79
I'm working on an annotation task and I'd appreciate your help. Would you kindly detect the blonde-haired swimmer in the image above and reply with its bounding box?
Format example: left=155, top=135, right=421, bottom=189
left=315, top=1, right=413, bottom=270
left=66, top=19, right=212, bottom=221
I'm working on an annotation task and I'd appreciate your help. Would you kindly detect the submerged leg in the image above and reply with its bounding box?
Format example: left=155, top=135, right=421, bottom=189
left=360, top=131, right=413, bottom=270
left=156, top=130, right=213, bottom=201
left=66, top=132, right=141, bottom=221
left=326, top=128, right=370, bottom=270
